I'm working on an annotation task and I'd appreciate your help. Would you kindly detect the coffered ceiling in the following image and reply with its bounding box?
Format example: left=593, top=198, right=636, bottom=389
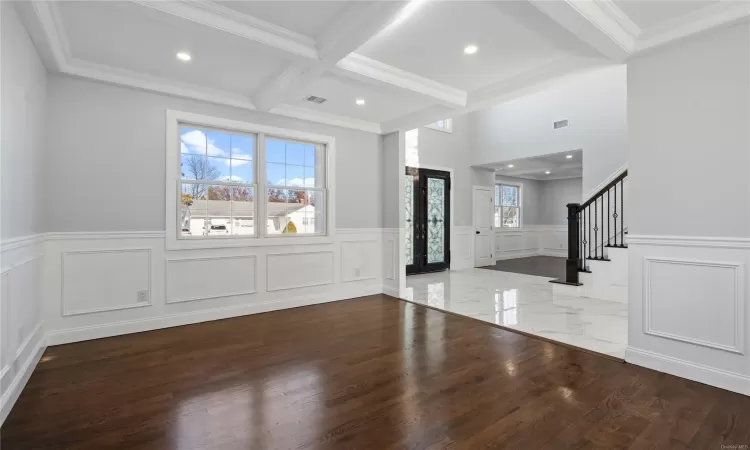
left=16, top=0, right=750, bottom=134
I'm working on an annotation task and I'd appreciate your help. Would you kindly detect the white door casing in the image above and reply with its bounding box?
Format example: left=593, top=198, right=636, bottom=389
left=473, top=186, right=494, bottom=267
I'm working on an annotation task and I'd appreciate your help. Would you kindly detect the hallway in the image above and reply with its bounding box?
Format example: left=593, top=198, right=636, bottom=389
left=405, top=268, right=628, bottom=359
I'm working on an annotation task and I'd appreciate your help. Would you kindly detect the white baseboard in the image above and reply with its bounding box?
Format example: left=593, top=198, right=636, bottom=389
left=382, top=285, right=400, bottom=298
left=626, top=347, right=750, bottom=396
left=540, top=249, right=567, bottom=258
left=46, top=283, right=383, bottom=346
left=0, top=340, right=46, bottom=425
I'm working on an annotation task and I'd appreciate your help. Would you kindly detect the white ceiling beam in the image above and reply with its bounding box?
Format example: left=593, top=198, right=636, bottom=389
left=634, top=0, right=750, bottom=54
left=528, top=0, right=635, bottom=62
left=337, top=54, right=466, bottom=108
left=130, top=0, right=318, bottom=60
left=252, top=1, right=408, bottom=112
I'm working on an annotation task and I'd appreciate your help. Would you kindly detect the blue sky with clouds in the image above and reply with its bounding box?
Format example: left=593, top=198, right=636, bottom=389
left=180, top=127, right=316, bottom=187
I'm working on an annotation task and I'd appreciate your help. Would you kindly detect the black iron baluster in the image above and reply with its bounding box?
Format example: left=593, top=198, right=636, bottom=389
left=603, top=197, right=606, bottom=251
left=607, top=189, right=610, bottom=247
left=594, top=199, right=599, bottom=259
left=579, top=211, right=583, bottom=270
left=620, top=179, right=624, bottom=245
left=613, top=184, right=618, bottom=247
left=588, top=206, right=592, bottom=259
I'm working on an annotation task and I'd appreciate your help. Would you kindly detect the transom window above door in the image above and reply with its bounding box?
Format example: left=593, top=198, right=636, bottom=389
left=166, top=110, right=335, bottom=250
left=495, top=184, right=520, bottom=228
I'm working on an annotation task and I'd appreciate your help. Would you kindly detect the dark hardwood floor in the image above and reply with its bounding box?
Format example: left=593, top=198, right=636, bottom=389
left=3, top=295, right=748, bottom=449
left=480, top=255, right=566, bottom=278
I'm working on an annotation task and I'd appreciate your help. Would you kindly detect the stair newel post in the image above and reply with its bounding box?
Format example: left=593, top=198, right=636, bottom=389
left=565, top=203, right=581, bottom=284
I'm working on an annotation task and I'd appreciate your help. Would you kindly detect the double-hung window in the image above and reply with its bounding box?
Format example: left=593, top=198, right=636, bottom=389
left=265, top=138, right=326, bottom=236
left=179, top=126, right=256, bottom=238
left=167, top=110, right=334, bottom=250
left=495, top=184, right=520, bottom=228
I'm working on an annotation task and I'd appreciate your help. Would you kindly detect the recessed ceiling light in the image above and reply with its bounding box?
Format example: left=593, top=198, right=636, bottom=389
left=545, top=171, right=551, bottom=174
left=176, top=52, right=191, bottom=62
left=356, top=99, right=366, bottom=106
left=464, top=44, right=479, bottom=55
left=507, top=164, right=514, bottom=168
left=566, top=154, right=573, bottom=159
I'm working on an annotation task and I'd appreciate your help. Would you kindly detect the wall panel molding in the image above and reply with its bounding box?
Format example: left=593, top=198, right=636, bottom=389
left=266, top=250, right=335, bottom=292
left=340, top=240, right=379, bottom=282
left=61, top=248, right=152, bottom=316
left=643, top=256, right=745, bottom=355
left=166, top=255, right=257, bottom=304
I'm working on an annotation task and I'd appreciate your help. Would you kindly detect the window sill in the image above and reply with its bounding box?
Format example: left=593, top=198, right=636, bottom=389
left=166, top=234, right=335, bottom=251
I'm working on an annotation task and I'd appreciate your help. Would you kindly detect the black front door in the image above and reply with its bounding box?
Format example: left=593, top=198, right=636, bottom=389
left=405, top=167, right=451, bottom=275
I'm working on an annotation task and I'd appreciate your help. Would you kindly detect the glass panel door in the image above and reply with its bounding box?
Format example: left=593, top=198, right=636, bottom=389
left=406, top=167, right=450, bottom=274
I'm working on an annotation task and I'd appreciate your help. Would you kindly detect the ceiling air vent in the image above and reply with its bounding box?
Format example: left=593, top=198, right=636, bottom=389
left=306, top=95, right=327, bottom=104
left=553, top=119, right=569, bottom=130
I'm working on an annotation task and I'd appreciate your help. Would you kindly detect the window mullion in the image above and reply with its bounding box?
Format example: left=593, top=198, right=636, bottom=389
left=258, top=132, right=267, bottom=238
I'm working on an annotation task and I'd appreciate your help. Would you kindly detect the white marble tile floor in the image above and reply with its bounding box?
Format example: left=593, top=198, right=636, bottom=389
left=404, top=268, right=628, bottom=359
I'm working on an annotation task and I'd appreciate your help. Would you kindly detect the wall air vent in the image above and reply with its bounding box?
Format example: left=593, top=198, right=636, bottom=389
left=553, top=119, right=569, bottom=129
left=306, top=96, right=327, bottom=104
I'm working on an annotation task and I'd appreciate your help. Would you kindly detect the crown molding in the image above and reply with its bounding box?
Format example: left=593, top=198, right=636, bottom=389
left=30, top=1, right=70, bottom=70
left=130, top=0, right=318, bottom=60
left=634, top=0, right=750, bottom=54
left=269, top=106, right=382, bottom=134
left=67, top=59, right=258, bottom=111
left=595, top=0, right=641, bottom=40
left=529, top=0, right=633, bottom=61
left=337, top=53, right=467, bottom=108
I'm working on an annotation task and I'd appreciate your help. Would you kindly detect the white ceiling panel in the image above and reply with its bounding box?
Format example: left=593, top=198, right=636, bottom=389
left=356, top=1, right=567, bottom=92
left=292, top=71, right=435, bottom=123
left=58, top=1, right=293, bottom=96
left=214, top=1, right=354, bottom=39
left=483, top=150, right=583, bottom=181
left=614, top=0, right=718, bottom=30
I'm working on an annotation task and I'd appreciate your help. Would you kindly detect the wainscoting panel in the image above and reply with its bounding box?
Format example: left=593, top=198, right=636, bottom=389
left=41, top=229, right=383, bottom=346
left=382, top=229, right=400, bottom=296
left=266, top=251, right=334, bottom=291
left=62, top=249, right=152, bottom=316
left=166, top=255, right=257, bottom=304
left=494, top=226, right=568, bottom=261
left=0, top=235, right=45, bottom=424
left=627, top=235, right=750, bottom=396
left=341, top=240, right=379, bottom=282
left=644, top=257, right=744, bottom=354
left=451, top=226, right=473, bottom=270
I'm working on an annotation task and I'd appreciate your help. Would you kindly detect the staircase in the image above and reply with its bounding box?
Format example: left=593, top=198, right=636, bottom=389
left=550, top=170, right=628, bottom=304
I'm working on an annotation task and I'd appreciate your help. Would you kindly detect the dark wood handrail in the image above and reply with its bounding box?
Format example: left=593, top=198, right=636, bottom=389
left=579, top=170, right=627, bottom=210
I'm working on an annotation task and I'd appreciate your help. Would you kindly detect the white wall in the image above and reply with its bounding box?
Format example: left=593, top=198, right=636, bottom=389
left=418, top=115, right=494, bottom=227
left=539, top=178, right=582, bottom=226
left=0, top=3, right=47, bottom=423
left=35, top=76, right=388, bottom=362
left=469, top=65, right=627, bottom=197
left=43, top=76, right=383, bottom=232
left=381, top=131, right=404, bottom=294
left=627, top=22, right=750, bottom=396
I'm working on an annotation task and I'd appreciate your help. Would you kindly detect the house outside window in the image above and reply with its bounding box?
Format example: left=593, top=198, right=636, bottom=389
left=495, top=184, right=520, bottom=228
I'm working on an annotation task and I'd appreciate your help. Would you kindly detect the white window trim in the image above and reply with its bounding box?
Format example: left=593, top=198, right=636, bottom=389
left=425, top=118, right=453, bottom=133
left=496, top=182, right=522, bottom=228
left=165, top=109, right=336, bottom=250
